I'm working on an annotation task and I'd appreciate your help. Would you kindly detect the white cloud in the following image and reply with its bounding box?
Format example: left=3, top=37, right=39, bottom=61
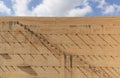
left=67, top=6, right=92, bottom=17
left=32, top=0, right=92, bottom=16
left=103, top=5, right=120, bottom=15
left=11, top=0, right=92, bottom=17
left=0, top=1, right=11, bottom=15
left=95, top=0, right=120, bottom=15
left=11, top=0, right=31, bottom=16
left=94, top=0, right=106, bottom=8
left=103, top=5, right=115, bottom=14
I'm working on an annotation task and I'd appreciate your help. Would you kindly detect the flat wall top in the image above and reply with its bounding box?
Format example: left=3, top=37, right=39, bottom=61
left=0, top=17, right=120, bottom=24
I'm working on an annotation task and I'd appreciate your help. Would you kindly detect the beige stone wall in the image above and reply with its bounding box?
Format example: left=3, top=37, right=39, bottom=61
left=0, top=17, right=120, bottom=78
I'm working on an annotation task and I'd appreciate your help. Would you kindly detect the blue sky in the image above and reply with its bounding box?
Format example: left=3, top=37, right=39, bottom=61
left=0, top=0, right=120, bottom=17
